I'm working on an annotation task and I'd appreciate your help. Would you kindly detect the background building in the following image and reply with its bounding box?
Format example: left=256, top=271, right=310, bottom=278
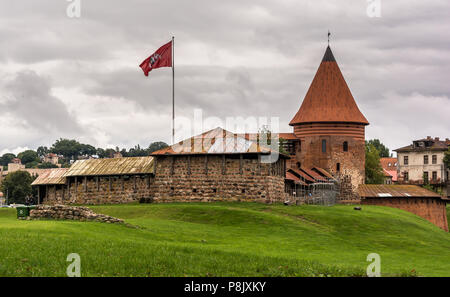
left=380, top=157, right=398, bottom=184
left=395, top=137, right=449, bottom=185
left=359, top=184, right=448, bottom=231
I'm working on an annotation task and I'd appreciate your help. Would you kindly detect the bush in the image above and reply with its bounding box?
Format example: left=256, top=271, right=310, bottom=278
left=0, top=171, right=34, bottom=204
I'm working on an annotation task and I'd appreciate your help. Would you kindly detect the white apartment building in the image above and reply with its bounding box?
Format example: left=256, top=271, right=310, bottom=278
left=394, top=136, right=449, bottom=184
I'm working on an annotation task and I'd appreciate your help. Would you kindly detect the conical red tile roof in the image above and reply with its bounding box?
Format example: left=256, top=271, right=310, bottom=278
left=289, top=46, right=369, bottom=126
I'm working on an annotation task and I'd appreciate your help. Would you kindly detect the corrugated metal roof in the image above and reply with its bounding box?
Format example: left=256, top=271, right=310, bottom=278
left=358, top=185, right=442, bottom=198
left=152, top=127, right=288, bottom=157
left=64, top=156, right=154, bottom=177
left=31, top=168, right=68, bottom=185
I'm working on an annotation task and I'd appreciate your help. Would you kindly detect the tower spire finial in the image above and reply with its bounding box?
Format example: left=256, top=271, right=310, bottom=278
left=328, top=30, right=331, bottom=46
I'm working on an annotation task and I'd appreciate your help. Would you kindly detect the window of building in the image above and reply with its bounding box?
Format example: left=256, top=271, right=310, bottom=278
left=388, top=163, right=392, bottom=167
left=423, top=171, right=428, bottom=182
left=322, top=139, right=326, bottom=153
left=424, top=155, right=429, bottom=165
left=432, top=155, right=437, bottom=164
left=343, top=141, right=348, bottom=152
left=404, top=172, right=409, bottom=182
left=336, top=163, right=340, bottom=172
left=432, top=171, right=437, bottom=181
left=404, top=156, right=408, bottom=165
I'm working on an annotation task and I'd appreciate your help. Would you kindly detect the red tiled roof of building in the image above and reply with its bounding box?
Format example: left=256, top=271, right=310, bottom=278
left=287, top=168, right=315, bottom=183
left=385, top=170, right=398, bottom=182
left=380, top=157, right=397, bottom=171
left=289, top=46, right=369, bottom=126
left=279, top=133, right=298, bottom=140
left=311, top=167, right=334, bottom=180
left=298, top=167, right=326, bottom=182
left=286, top=172, right=307, bottom=185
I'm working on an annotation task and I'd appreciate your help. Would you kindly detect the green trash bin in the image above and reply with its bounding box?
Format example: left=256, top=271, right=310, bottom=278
left=17, top=206, right=29, bottom=219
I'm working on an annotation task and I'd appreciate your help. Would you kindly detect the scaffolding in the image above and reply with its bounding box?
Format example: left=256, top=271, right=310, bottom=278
left=286, top=179, right=339, bottom=206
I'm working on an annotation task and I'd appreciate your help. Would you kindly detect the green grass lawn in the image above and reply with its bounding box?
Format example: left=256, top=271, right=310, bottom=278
left=0, top=202, right=449, bottom=277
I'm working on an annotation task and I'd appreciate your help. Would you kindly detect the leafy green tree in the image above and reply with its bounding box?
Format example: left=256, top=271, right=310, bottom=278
left=365, top=143, right=385, bottom=184
left=17, top=150, right=39, bottom=165
left=80, top=144, right=96, bottom=156
left=37, top=146, right=49, bottom=158
left=278, top=138, right=289, bottom=155
left=148, top=142, right=169, bottom=153
left=51, top=138, right=82, bottom=160
left=444, top=147, right=450, bottom=169
left=366, top=139, right=390, bottom=158
left=0, top=171, right=34, bottom=204
left=37, top=162, right=59, bottom=169
left=0, top=153, right=16, bottom=167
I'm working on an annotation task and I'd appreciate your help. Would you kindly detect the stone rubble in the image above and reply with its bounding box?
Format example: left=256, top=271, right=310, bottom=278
left=29, top=204, right=124, bottom=224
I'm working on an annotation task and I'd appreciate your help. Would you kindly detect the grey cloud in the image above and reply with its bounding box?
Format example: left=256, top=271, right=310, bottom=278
left=0, top=0, right=449, bottom=153
left=1, top=70, right=81, bottom=134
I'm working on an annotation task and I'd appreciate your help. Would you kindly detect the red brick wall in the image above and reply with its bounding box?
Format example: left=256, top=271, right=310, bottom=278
left=151, top=155, right=286, bottom=203
left=362, top=197, right=448, bottom=232
left=293, top=134, right=365, bottom=200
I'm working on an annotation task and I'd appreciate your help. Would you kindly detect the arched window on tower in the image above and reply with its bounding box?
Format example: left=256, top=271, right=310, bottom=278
left=336, top=163, right=341, bottom=172
left=343, top=141, right=348, bottom=152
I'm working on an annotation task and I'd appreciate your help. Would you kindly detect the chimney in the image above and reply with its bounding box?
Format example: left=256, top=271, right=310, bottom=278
left=426, top=136, right=431, bottom=140
left=446, top=138, right=449, bottom=142
left=434, top=137, right=440, bottom=142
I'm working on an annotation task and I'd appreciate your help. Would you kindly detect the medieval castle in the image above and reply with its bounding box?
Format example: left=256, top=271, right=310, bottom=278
left=29, top=45, right=448, bottom=231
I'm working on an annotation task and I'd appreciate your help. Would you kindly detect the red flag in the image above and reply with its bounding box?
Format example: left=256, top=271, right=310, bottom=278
left=139, top=40, right=172, bottom=76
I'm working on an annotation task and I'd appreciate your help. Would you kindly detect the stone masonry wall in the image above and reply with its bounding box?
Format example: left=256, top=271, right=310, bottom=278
left=40, top=174, right=153, bottom=205
left=150, top=155, right=286, bottom=203
left=295, top=135, right=365, bottom=201
left=361, top=197, right=448, bottom=232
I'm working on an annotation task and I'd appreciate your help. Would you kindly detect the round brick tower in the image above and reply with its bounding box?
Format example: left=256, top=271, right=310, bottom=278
left=289, top=45, right=369, bottom=192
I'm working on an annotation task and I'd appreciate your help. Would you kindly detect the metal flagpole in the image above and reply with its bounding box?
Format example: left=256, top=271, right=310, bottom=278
left=172, top=36, right=175, bottom=145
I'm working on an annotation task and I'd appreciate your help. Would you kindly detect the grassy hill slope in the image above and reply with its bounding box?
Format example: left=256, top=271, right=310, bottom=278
left=0, top=203, right=449, bottom=277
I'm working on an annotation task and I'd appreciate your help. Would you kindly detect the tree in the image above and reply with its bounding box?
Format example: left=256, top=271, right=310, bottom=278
left=51, top=138, right=82, bottom=160
left=17, top=150, right=39, bottom=166
left=38, top=162, right=59, bottom=169
left=148, top=142, right=169, bottom=154
left=366, top=139, right=390, bottom=158
left=278, top=138, right=289, bottom=155
left=444, top=147, right=450, bottom=170
left=365, top=143, right=385, bottom=184
left=79, top=144, right=96, bottom=156
left=0, top=171, right=34, bottom=204
left=37, top=146, right=49, bottom=158
left=0, top=153, right=16, bottom=167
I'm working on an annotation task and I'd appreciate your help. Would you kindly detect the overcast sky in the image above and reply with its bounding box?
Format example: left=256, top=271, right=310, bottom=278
left=0, top=0, right=449, bottom=156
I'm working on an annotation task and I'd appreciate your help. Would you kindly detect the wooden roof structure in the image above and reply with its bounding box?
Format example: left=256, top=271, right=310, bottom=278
left=358, top=185, right=444, bottom=199
left=290, top=46, right=369, bottom=126
left=31, top=168, right=68, bottom=185
left=64, top=156, right=154, bottom=177
left=151, top=127, right=289, bottom=157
